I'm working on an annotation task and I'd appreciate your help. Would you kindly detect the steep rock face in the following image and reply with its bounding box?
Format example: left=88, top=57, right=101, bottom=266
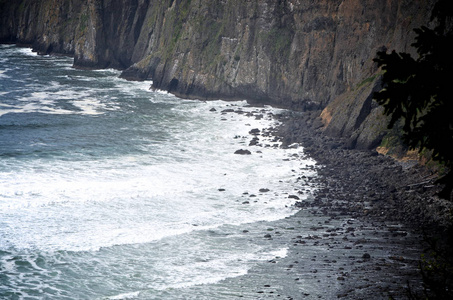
left=74, top=0, right=151, bottom=69
left=320, top=75, right=389, bottom=149
left=0, top=0, right=434, bottom=149
left=0, top=0, right=150, bottom=68
left=119, top=0, right=432, bottom=108
left=117, top=0, right=434, bottom=150
left=0, top=0, right=84, bottom=55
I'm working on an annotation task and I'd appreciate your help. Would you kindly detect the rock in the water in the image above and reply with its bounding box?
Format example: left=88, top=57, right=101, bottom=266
left=249, top=128, right=260, bottom=135
left=249, top=137, right=260, bottom=146
left=234, top=149, right=251, bottom=155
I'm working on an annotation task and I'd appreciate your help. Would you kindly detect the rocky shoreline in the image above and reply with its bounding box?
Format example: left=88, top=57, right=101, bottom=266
left=221, top=106, right=453, bottom=299
left=137, top=104, right=452, bottom=299
left=277, top=110, right=453, bottom=231
left=275, top=110, right=453, bottom=298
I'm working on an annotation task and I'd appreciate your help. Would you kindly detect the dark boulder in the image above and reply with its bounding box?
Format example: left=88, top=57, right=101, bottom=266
left=234, top=149, right=251, bottom=155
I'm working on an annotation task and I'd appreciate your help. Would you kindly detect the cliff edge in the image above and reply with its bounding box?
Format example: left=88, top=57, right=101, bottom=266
left=0, top=0, right=434, bottom=150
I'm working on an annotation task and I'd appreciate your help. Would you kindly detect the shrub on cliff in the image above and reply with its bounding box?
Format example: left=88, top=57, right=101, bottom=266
left=373, top=0, right=453, bottom=200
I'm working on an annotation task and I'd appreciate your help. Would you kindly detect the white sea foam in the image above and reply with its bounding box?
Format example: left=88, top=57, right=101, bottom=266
left=155, top=89, right=169, bottom=95
left=17, top=47, right=37, bottom=56
left=71, top=97, right=107, bottom=115
left=153, top=246, right=289, bottom=290
left=0, top=100, right=316, bottom=252
left=11, top=79, right=127, bottom=115
left=0, top=69, right=10, bottom=78
left=269, top=247, right=288, bottom=259
left=103, top=291, right=141, bottom=300
left=0, top=46, right=318, bottom=299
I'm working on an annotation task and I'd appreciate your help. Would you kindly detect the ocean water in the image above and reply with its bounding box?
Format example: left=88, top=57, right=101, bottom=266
left=0, top=45, right=317, bottom=299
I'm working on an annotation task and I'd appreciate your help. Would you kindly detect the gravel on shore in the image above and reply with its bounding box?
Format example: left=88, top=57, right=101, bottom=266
left=274, top=110, right=453, bottom=299
left=216, top=106, right=453, bottom=299
left=276, top=110, right=453, bottom=231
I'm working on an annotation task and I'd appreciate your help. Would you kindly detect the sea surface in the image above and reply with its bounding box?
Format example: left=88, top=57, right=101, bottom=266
left=0, top=45, right=317, bottom=299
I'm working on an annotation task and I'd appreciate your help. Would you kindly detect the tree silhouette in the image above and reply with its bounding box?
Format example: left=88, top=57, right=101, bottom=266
left=373, top=0, right=453, bottom=199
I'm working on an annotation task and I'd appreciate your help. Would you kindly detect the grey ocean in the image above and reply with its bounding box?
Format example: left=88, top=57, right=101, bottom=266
left=0, top=45, right=316, bottom=299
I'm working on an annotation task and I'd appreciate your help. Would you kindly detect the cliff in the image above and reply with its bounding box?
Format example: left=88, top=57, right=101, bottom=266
left=0, top=0, right=434, bottom=150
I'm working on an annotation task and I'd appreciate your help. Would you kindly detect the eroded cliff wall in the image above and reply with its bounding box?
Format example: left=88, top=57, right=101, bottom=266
left=0, top=0, right=435, bottom=149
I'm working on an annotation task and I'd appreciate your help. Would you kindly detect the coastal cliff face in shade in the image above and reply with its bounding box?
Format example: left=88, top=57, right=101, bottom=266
left=0, top=0, right=434, bottom=149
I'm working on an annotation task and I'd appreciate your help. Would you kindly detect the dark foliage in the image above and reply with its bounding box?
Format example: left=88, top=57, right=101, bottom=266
left=373, top=0, right=453, bottom=199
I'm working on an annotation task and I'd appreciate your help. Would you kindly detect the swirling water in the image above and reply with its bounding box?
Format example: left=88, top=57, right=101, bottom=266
left=0, top=45, right=316, bottom=299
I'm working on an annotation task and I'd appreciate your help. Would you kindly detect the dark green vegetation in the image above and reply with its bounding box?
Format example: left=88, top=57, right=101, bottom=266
left=373, top=0, right=453, bottom=200
left=374, top=1, right=453, bottom=298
